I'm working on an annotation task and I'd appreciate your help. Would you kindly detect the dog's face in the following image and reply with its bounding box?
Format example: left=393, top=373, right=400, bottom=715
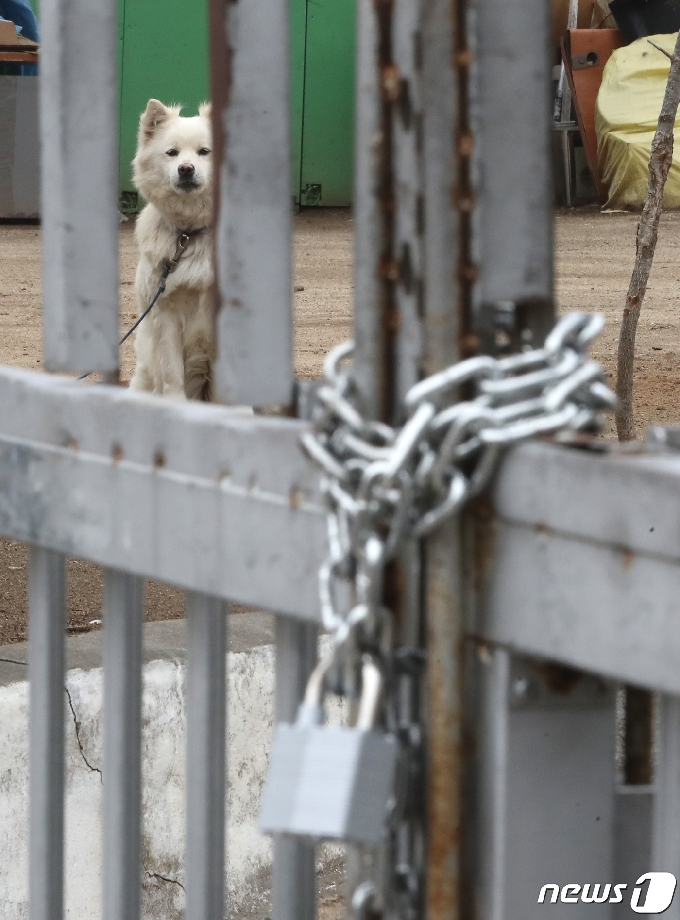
left=133, top=100, right=212, bottom=210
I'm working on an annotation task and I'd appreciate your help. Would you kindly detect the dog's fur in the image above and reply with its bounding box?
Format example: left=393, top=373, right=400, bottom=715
left=129, top=99, right=214, bottom=400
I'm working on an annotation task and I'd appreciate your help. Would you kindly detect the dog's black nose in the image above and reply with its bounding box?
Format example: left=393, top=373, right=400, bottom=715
left=178, top=163, right=195, bottom=178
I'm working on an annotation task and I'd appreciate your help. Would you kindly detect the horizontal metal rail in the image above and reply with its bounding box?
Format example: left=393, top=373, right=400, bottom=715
left=477, top=440, right=680, bottom=694
left=9, top=367, right=680, bottom=676
left=0, top=367, right=325, bottom=620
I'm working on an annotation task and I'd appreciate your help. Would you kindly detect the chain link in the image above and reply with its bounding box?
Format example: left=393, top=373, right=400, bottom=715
left=302, top=312, right=617, bottom=647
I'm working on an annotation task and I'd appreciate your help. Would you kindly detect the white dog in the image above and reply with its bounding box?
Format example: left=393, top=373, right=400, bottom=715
left=129, top=99, right=214, bottom=401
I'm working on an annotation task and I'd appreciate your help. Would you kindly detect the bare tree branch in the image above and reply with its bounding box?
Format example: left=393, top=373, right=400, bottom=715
left=616, top=33, right=680, bottom=440
left=648, top=39, right=673, bottom=61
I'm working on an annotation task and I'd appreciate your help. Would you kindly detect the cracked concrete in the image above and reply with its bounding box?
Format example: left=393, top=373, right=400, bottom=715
left=144, top=871, right=185, bottom=891
left=64, top=684, right=102, bottom=779
left=0, top=614, right=346, bottom=920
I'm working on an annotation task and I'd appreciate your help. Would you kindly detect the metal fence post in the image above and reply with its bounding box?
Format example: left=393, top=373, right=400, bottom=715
left=103, top=570, right=144, bottom=920
left=186, top=592, right=228, bottom=920
left=39, top=0, right=119, bottom=374
left=28, top=547, right=67, bottom=920
left=210, top=0, right=294, bottom=407
left=272, top=617, right=318, bottom=920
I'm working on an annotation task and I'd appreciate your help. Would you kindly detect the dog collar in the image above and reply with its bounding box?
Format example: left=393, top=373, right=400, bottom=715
left=177, top=226, right=209, bottom=237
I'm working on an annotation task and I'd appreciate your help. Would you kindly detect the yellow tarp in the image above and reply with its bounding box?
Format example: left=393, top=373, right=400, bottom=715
left=596, top=33, right=680, bottom=209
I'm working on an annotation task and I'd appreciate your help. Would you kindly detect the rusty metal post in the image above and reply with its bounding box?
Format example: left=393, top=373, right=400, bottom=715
left=420, top=0, right=466, bottom=913
left=425, top=522, right=464, bottom=920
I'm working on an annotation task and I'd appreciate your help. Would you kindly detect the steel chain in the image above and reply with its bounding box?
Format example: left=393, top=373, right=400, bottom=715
left=301, top=312, right=617, bottom=653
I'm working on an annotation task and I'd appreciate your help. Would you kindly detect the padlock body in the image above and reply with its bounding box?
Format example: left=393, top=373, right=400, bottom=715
left=259, top=724, right=398, bottom=846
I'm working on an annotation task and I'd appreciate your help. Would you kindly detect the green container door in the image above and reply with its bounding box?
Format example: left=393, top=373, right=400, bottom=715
left=118, top=0, right=209, bottom=210
left=117, top=0, right=354, bottom=209
left=295, top=0, right=356, bottom=206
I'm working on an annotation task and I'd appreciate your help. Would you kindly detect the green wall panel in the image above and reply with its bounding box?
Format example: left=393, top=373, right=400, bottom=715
left=299, top=0, right=355, bottom=206
left=113, top=0, right=353, bottom=209
left=118, top=0, right=210, bottom=207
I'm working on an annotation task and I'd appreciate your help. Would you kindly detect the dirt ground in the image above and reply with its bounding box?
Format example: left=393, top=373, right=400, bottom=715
left=0, top=206, right=679, bottom=644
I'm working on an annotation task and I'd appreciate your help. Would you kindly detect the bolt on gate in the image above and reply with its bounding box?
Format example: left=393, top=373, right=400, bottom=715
left=10, top=0, right=680, bottom=916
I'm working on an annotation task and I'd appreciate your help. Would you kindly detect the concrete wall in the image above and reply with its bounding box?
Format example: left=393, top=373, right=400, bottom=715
left=0, top=77, right=40, bottom=219
left=0, top=624, right=343, bottom=920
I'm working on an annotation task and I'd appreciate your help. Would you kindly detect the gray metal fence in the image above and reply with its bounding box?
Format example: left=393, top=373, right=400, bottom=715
left=11, top=0, right=680, bottom=917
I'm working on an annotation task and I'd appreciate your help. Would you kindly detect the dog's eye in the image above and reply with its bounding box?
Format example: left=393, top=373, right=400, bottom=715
left=197, top=147, right=211, bottom=156
left=166, top=149, right=179, bottom=157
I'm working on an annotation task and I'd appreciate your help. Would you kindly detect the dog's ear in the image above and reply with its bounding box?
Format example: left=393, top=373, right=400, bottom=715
left=139, top=99, right=178, bottom=142
left=198, top=102, right=212, bottom=121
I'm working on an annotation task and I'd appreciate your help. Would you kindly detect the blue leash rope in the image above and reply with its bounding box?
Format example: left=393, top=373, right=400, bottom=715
left=77, top=229, right=202, bottom=382
left=77, top=266, right=171, bottom=381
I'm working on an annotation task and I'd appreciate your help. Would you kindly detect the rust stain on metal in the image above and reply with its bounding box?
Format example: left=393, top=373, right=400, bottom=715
left=381, top=63, right=401, bottom=102
left=455, top=192, right=475, bottom=213
left=111, top=443, right=124, bottom=464
left=455, top=48, right=472, bottom=68
left=459, top=332, right=479, bottom=357
left=458, top=263, right=478, bottom=283
left=153, top=450, right=165, bottom=470
left=378, top=258, right=401, bottom=282
left=209, top=0, right=233, bottom=322
left=469, top=498, right=497, bottom=593
left=621, top=547, right=635, bottom=570
left=288, top=486, right=303, bottom=510
left=373, top=0, right=398, bottom=424
left=457, top=132, right=474, bottom=157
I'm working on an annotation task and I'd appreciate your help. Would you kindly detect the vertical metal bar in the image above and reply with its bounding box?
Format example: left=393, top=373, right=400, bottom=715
left=352, top=0, right=429, bottom=906
left=211, top=0, right=294, bottom=407
left=185, top=592, right=227, bottom=920
left=421, top=0, right=458, bottom=375
left=392, top=0, right=424, bottom=408
left=39, top=0, right=119, bottom=374
left=425, top=519, right=463, bottom=920
left=652, top=694, right=680, bottom=919
left=466, top=0, right=556, bottom=912
left=272, top=617, right=318, bottom=920
left=353, top=0, right=396, bottom=420
left=475, top=647, right=509, bottom=920
left=29, top=547, right=66, bottom=920
left=102, top=569, right=144, bottom=920
left=472, top=0, right=554, bottom=349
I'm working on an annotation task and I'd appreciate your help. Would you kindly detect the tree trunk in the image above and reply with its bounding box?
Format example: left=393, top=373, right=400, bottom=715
left=615, top=35, right=680, bottom=441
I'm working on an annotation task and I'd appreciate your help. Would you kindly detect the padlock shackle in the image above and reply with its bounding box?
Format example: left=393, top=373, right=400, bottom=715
left=300, top=649, right=383, bottom=730
left=303, top=654, right=331, bottom=710
left=356, top=658, right=383, bottom=731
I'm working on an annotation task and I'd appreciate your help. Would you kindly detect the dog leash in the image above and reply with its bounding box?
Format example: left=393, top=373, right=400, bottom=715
left=78, top=227, right=207, bottom=381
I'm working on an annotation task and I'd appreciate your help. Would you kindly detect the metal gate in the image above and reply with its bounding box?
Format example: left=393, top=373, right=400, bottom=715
left=13, top=0, right=680, bottom=917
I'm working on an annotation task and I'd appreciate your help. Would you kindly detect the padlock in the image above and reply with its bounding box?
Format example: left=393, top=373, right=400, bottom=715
left=259, top=655, right=398, bottom=846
